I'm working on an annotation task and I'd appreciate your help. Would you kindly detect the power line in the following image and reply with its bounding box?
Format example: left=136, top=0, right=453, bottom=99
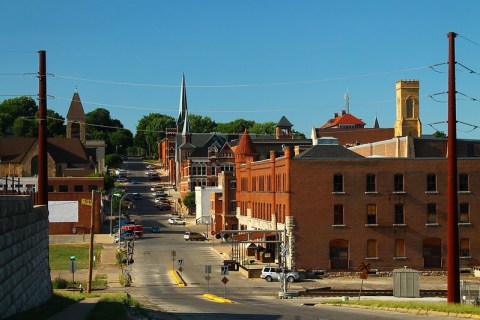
left=51, top=64, right=435, bottom=88
left=457, top=34, right=480, bottom=46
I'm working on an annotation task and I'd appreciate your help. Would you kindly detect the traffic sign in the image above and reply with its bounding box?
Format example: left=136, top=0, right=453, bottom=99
left=178, top=259, right=184, bottom=266
left=359, top=261, right=371, bottom=272
left=205, top=265, right=212, bottom=274
left=221, top=277, right=229, bottom=284
left=221, top=265, right=229, bottom=275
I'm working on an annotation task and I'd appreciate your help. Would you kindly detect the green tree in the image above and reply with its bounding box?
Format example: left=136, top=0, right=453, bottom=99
left=292, top=129, right=306, bottom=139
left=108, top=129, right=133, bottom=155
left=135, top=113, right=175, bottom=158
left=0, top=96, right=37, bottom=136
left=250, top=121, right=276, bottom=135
left=433, top=131, right=447, bottom=138
left=105, top=154, right=123, bottom=168
left=217, top=119, right=255, bottom=133
left=85, top=108, right=127, bottom=153
left=189, top=114, right=217, bottom=133
left=87, top=172, right=115, bottom=192
left=182, top=191, right=196, bottom=215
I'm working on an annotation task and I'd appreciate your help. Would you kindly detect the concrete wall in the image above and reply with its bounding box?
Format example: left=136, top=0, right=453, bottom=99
left=0, top=196, right=52, bottom=319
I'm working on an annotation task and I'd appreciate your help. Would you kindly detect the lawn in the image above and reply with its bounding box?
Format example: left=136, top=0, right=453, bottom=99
left=50, top=244, right=103, bottom=270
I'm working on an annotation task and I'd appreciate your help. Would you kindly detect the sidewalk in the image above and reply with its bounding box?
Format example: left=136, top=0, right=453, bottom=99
left=48, top=297, right=99, bottom=320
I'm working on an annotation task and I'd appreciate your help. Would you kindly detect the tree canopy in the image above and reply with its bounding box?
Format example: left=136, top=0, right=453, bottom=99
left=135, top=113, right=175, bottom=157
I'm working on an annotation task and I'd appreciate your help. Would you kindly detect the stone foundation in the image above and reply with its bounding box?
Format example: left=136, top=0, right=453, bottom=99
left=0, top=196, right=52, bottom=319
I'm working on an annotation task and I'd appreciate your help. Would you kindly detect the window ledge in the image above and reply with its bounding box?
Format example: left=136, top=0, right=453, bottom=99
left=365, top=224, right=379, bottom=227
left=426, top=223, right=439, bottom=226
left=460, top=256, right=472, bottom=259
left=332, top=224, right=347, bottom=228
left=425, top=191, right=439, bottom=194
left=458, top=191, right=471, bottom=194
left=332, top=192, right=345, bottom=195
left=393, top=257, right=407, bottom=260
left=393, top=224, right=406, bottom=227
left=392, top=191, right=406, bottom=194
left=365, top=191, right=378, bottom=195
left=458, top=223, right=471, bottom=226
left=366, top=257, right=379, bottom=260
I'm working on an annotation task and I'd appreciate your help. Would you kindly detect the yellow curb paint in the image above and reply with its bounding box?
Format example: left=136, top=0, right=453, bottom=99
left=203, top=293, right=234, bottom=304
left=169, top=269, right=185, bottom=287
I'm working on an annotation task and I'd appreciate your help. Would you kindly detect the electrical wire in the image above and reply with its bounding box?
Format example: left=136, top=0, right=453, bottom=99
left=457, top=34, right=480, bottom=46
left=456, top=62, right=479, bottom=75
left=51, top=64, right=435, bottom=88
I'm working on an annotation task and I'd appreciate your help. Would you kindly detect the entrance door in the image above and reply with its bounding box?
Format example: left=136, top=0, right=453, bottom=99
left=330, top=239, right=349, bottom=269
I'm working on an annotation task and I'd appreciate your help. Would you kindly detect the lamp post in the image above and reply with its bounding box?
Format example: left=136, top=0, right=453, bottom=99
left=116, top=193, right=132, bottom=250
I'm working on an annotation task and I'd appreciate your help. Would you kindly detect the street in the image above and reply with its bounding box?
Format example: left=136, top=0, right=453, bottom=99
left=119, top=159, right=457, bottom=320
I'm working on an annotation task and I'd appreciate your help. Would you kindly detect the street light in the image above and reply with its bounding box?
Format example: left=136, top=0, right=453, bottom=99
left=115, top=192, right=132, bottom=250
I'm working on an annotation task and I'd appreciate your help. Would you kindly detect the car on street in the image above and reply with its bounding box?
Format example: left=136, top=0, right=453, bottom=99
left=116, top=178, right=128, bottom=182
left=156, top=204, right=170, bottom=211
left=151, top=226, right=160, bottom=233
left=130, top=179, right=139, bottom=184
left=260, top=266, right=300, bottom=283
left=168, top=217, right=186, bottom=225
left=133, top=193, right=142, bottom=200
left=184, top=231, right=206, bottom=241
left=152, top=191, right=167, bottom=197
left=114, top=230, right=135, bottom=243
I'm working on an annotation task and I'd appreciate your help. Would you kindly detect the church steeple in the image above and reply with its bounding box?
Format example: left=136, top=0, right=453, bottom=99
left=66, top=88, right=86, bottom=144
left=182, top=109, right=191, bottom=144
left=176, top=73, right=188, bottom=133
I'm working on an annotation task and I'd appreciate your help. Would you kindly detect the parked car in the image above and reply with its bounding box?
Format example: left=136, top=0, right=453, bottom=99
left=149, top=175, right=161, bottom=181
left=133, top=193, right=142, bottom=200
left=260, top=266, right=300, bottom=283
left=184, top=231, right=206, bottom=241
left=168, top=217, right=186, bottom=225
left=151, top=185, right=165, bottom=192
left=116, top=178, right=128, bottom=182
left=156, top=204, right=170, bottom=211
left=151, top=226, right=160, bottom=233
left=130, top=179, right=139, bottom=184
left=114, top=230, right=135, bottom=243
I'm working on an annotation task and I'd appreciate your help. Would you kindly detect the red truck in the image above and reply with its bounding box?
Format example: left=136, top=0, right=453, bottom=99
left=121, top=224, right=144, bottom=238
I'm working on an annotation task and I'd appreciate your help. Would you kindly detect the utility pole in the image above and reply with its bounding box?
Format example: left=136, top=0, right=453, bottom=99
left=87, top=191, right=96, bottom=293
left=37, top=51, right=48, bottom=205
left=447, top=31, right=460, bottom=304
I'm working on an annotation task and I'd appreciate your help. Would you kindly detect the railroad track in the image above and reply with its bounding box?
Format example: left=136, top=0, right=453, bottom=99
left=299, top=288, right=447, bottom=298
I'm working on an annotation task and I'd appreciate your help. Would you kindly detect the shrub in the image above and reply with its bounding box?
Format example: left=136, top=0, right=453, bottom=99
left=52, top=275, right=69, bottom=289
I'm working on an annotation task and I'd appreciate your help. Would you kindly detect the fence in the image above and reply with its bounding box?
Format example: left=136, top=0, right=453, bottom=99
left=460, top=281, right=480, bottom=305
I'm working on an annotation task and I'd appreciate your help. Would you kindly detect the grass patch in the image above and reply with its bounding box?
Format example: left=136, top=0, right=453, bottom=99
left=323, top=299, right=480, bottom=315
left=50, top=244, right=103, bottom=270
left=87, top=292, right=141, bottom=320
left=8, top=291, right=88, bottom=320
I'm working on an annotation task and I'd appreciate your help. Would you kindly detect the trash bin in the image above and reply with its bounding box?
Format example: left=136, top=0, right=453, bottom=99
left=393, top=267, right=420, bottom=298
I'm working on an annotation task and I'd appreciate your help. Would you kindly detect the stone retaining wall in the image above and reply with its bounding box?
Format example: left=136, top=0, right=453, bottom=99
left=0, top=196, right=52, bottom=319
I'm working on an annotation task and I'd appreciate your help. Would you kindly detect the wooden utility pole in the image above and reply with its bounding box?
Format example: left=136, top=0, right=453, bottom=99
left=87, top=191, right=96, bottom=293
left=447, top=31, right=460, bottom=304
left=37, top=51, right=48, bottom=205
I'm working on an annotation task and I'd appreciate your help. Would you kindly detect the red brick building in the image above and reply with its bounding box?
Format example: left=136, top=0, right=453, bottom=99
left=234, top=139, right=480, bottom=272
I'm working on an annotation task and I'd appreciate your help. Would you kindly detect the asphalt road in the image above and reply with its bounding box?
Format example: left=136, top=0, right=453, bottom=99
left=119, top=159, right=457, bottom=320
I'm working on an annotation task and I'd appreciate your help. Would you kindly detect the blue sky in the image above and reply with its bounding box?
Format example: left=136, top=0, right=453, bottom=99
left=1, top=0, right=479, bottom=139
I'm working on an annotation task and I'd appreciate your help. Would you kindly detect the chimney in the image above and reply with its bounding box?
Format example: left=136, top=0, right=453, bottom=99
left=334, top=112, right=338, bottom=118
left=341, top=110, right=346, bottom=115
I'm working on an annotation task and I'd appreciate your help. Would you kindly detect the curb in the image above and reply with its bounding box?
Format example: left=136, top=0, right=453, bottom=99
left=169, top=269, right=186, bottom=287
left=203, top=293, right=234, bottom=304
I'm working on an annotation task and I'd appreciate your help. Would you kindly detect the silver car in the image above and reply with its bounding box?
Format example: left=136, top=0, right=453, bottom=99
left=260, top=266, right=300, bottom=283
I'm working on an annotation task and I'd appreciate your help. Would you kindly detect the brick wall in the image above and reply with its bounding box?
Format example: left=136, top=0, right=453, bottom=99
left=0, top=196, right=52, bottom=319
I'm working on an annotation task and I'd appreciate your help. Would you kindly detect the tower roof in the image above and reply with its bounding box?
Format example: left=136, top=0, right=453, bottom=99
left=177, top=73, right=188, bottom=126
left=182, top=109, right=191, bottom=135
left=235, top=129, right=256, bottom=155
left=276, top=116, right=293, bottom=127
left=66, top=90, right=85, bottom=121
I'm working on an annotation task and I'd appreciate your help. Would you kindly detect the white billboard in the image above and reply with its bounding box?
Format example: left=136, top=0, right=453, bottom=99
left=48, top=201, right=79, bottom=222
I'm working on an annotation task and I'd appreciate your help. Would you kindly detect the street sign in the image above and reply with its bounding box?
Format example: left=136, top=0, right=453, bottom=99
left=205, top=265, right=212, bottom=274
left=359, top=261, right=371, bottom=272
left=221, top=277, right=229, bottom=284
left=178, top=259, right=184, bottom=266
left=178, top=267, right=184, bottom=273
left=360, top=271, right=368, bottom=279
left=221, top=265, right=229, bottom=275
left=69, top=261, right=77, bottom=273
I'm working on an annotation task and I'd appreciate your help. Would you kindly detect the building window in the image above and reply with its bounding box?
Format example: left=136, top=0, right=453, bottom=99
left=367, top=204, right=377, bottom=224
left=459, top=173, right=469, bottom=192
left=467, top=143, right=474, bottom=157
left=48, top=185, right=54, bottom=192
left=460, top=238, right=470, bottom=257
left=231, top=201, right=237, bottom=213
left=394, top=204, right=404, bottom=224
left=406, top=96, right=414, bottom=118
left=333, top=204, right=344, bottom=225
left=211, top=166, right=216, bottom=176
left=74, top=185, right=83, bottom=192
left=230, top=180, right=236, bottom=189
left=367, top=239, right=377, bottom=258
left=459, top=203, right=470, bottom=223
left=366, top=174, right=376, bottom=192
left=333, top=174, right=343, bottom=193
left=395, top=239, right=406, bottom=257
left=394, top=173, right=404, bottom=192
left=88, top=185, right=97, bottom=192
left=427, top=203, right=437, bottom=224
left=426, top=174, right=437, bottom=192
left=59, top=185, right=68, bottom=192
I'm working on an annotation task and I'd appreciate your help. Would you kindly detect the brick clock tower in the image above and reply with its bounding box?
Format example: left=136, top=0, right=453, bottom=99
left=394, top=80, right=421, bottom=137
